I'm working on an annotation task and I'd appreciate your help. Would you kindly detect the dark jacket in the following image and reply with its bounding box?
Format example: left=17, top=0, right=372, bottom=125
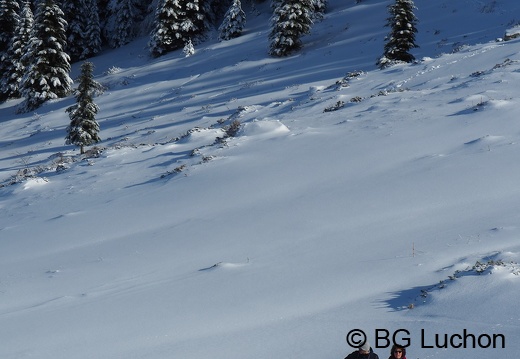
left=345, top=348, right=380, bottom=359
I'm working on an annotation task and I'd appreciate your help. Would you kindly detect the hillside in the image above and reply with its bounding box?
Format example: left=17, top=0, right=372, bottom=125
left=1, top=1, right=520, bottom=358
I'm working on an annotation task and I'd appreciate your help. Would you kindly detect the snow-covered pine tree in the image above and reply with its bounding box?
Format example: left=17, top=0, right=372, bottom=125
left=183, top=38, right=194, bottom=56
left=18, top=0, right=73, bottom=112
left=377, top=0, right=418, bottom=69
left=66, top=61, right=101, bottom=154
left=63, top=0, right=87, bottom=61
left=218, top=0, right=246, bottom=41
left=209, top=0, right=232, bottom=26
left=0, top=1, right=33, bottom=101
left=149, top=0, right=185, bottom=57
left=183, top=0, right=211, bottom=44
left=109, top=0, right=137, bottom=48
left=269, top=0, right=313, bottom=57
left=149, top=0, right=210, bottom=57
left=97, top=0, right=111, bottom=37
left=129, top=0, right=149, bottom=25
left=63, top=0, right=101, bottom=61
left=0, top=0, right=20, bottom=53
left=81, top=0, right=102, bottom=59
left=311, top=0, right=327, bottom=18
left=270, top=0, right=282, bottom=11
left=0, top=0, right=21, bottom=101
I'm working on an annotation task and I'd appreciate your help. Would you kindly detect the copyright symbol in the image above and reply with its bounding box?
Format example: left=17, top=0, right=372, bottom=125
left=346, top=329, right=366, bottom=348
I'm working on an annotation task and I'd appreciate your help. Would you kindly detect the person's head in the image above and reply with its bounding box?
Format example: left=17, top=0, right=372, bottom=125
left=390, top=344, right=406, bottom=358
left=358, top=340, right=371, bottom=355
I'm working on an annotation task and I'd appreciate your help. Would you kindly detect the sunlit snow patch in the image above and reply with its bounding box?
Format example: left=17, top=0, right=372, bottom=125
left=239, top=119, right=290, bottom=139
left=20, top=177, right=49, bottom=190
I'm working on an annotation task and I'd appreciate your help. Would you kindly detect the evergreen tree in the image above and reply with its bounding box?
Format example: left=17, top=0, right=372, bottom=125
left=109, top=0, right=137, bottom=48
left=19, top=0, right=73, bottom=112
left=148, top=0, right=184, bottom=57
left=218, top=0, right=246, bottom=41
left=0, top=0, right=21, bottom=100
left=183, top=0, right=211, bottom=44
left=66, top=61, right=101, bottom=154
left=97, top=0, right=111, bottom=40
left=129, top=0, right=149, bottom=25
left=63, top=0, right=82, bottom=61
left=0, top=1, right=33, bottom=101
left=183, top=38, right=194, bottom=56
left=199, top=0, right=214, bottom=31
left=149, top=0, right=211, bottom=57
left=377, top=0, right=418, bottom=69
left=269, top=0, right=313, bottom=57
left=63, top=0, right=101, bottom=61
left=209, top=0, right=232, bottom=26
left=82, top=0, right=102, bottom=59
left=270, top=0, right=282, bottom=11
left=0, top=0, right=20, bottom=53
left=311, top=0, right=327, bottom=18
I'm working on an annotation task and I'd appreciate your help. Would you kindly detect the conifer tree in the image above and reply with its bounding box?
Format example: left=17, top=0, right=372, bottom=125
left=109, top=0, right=137, bottom=48
left=270, top=0, right=282, bottom=11
left=209, top=0, right=232, bottom=26
left=66, top=61, right=101, bottom=154
left=63, top=0, right=101, bottom=61
left=0, top=0, right=20, bottom=53
left=149, top=0, right=212, bottom=57
left=19, top=0, right=73, bottom=112
left=218, top=0, right=246, bottom=41
left=311, top=0, right=327, bottom=18
left=377, top=0, right=418, bottom=69
left=183, top=0, right=211, bottom=44
left=148, top=0, right=184, bottom=57
left=0, top=0, right=21, bottom=100
left=183, top=38, right=194, bottom=57
left=82, top=0, right=102, bottom=59
left=97, top=0, right=110, bottom=37
left=63, top=0, right=86, bottom=61
left=0, top=1, right=33, bottom=101
left=269, top=0, right=313, bottom=57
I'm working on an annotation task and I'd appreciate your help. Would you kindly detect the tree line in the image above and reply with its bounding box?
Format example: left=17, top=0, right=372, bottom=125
left=0, top=0, right=418, bottom=153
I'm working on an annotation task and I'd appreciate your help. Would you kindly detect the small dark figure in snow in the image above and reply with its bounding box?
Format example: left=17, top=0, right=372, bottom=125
left=388, top=344, right=406, bottom=359
left=345, top=340, right=380, bottom=359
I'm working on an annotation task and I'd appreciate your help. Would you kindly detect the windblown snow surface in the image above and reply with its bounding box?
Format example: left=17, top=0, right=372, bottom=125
left=1, top=1, right=520, bottom=358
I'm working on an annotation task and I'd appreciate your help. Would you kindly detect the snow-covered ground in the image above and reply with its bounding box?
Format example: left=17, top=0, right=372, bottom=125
left=1, top=0, right=520, bottom=358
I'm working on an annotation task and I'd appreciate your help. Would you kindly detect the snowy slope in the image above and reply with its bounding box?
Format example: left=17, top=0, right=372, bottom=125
left=1, top=1, right=520, bottom=358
